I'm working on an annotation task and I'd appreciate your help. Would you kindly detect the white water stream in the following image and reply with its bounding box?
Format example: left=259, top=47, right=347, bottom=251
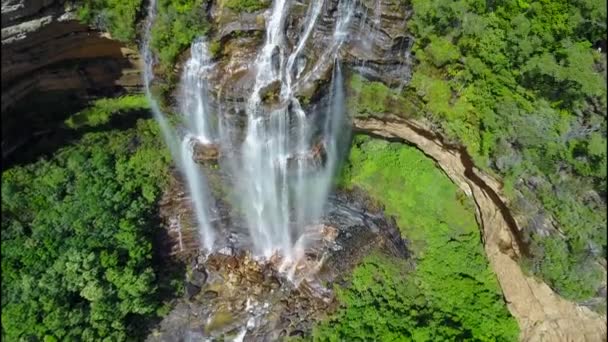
left=141, top=0, right=216, bottom=251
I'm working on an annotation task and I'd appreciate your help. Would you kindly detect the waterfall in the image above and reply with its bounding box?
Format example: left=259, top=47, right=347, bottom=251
left=179, top=39, right=215, bottom=142
left=142, top=0, right=355, bottom=263
left=141, top=0, right=216, bottom=251
left=231, top=0, right=355, bottom=261
left=141, top=0, right=180, bottom=158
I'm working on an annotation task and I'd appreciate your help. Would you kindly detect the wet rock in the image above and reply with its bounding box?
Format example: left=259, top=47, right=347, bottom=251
left=217, top=246, right=234, bottom=256
left=321, top=225, right=339, bottom=242
left=260, top=79, right=282, bottom=105
left=202, top=290, right=219, bottom=300
left=190, top=269, right=208, bottom=287
left=286, top=141, right=327, bottom=171
left=271, top=46, right=281, bottom=74
left=289, top=330, right=304, bottom=337
left=245, top=271, right=264, bottom=284
left=200, top=0, right=413, bottom=120
left=205, top=310, right=234, bottom=333
left=207, top=35, right=261, bottom=103
left=150, top=105, right=414, bottom=342
left=212, top=8, right=265, bottom=38
left=192, top=142, right=220, bottom=163
left=225, top=256, right=239, bottom=269
left=185, top=283, right=201, bottom=300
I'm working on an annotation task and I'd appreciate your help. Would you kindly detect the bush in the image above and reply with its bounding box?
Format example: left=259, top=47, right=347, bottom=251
left=223, top=0, right=270, bottom=12
left=150, top=0, right=210, bottom=69
left=65, top=95, right=149, bottom=129
left=76, top=0, right=143, bottom=43
left=348, top=74, right=410, bottom=117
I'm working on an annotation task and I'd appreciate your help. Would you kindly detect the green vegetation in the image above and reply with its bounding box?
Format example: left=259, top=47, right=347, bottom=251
left=348, top=74, right=413, bottom=118
left=395, top=0, right=607, bottom=300
left=209, top=39, right=223, bottom=58
left=223, top=0, right=270, bottom=12
left=76, top=0, right=143, bottom=43
left=313, top=136, right=518, bottom=341
left=1, top=99, right=177, bottom=340
left=150, top=0, right=210, bottom=69
left=65, top=95, right=149, bottom=129
left=76, top=0, right=210, bottom=86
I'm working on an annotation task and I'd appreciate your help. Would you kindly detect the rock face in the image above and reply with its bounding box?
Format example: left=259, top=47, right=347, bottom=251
left=1, top=0, right=143, bottom=160
left=354, top=115, right=608, bottom=342
left=204, top=0, right=412, bottom=107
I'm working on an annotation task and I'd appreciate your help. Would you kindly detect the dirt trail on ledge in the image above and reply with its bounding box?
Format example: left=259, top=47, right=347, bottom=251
left=354, top=115, right=607, bottom=342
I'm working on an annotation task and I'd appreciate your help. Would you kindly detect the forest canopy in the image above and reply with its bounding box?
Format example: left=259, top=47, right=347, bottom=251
left=1, top=99, right=177, bottom=340
left=403, top=0, right=606, bottom=301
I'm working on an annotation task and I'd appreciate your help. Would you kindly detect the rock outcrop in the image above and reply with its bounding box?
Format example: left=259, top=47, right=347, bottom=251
left=354, top=115, right=607, bottom=342
left=1, top=0, right=143, bottom=160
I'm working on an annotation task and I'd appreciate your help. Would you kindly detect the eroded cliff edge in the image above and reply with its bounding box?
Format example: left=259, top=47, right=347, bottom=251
left=354, top=115, right=607, bottom=342
left=1, top=0, right=142, bottom=160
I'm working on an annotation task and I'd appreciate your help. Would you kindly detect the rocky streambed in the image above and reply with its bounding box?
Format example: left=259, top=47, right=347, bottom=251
left=151, top=169, right=408, bottom=341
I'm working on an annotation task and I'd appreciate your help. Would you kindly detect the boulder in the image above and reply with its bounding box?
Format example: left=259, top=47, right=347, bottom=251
left=192, top=142, right=220, bottom=163
left=286, top=140, right=327, bottom=171
left=190, top=268, right=208, bottom=287
left=185, top=282, right=201, bottom=300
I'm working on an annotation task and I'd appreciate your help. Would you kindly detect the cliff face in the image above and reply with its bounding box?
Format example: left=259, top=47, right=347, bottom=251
left=1, top=0, right=142, bottom=159
left=200, top=0, right=412, bottom=107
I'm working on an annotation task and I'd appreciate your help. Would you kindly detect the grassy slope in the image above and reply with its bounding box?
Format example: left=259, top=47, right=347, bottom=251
left=311, top=136, right=518, bottom=341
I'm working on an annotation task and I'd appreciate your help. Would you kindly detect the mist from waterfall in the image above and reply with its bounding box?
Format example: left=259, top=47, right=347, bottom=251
left=142, top=0, right=356, bottom=262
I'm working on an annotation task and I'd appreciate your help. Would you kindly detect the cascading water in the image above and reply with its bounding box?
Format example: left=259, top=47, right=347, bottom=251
left=143, top=0, right=356, bottom=268
left=179, top=39, right=215, bottom=142
left=141, top=0, right=216, bottom=251
left=142, top=1, right=415, bottom=338
left=233, top=0, right=355, bottom=263
left=141, top=0, right=180, bottom=157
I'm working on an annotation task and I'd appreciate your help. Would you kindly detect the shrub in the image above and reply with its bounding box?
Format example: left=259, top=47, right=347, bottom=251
left=65, top=95, right=149, bottom=129
left=150, top=0, right=210, bottom=69
left=223, top=0, right=270, bottom=12
left=76, top=0, right=143, bottom=43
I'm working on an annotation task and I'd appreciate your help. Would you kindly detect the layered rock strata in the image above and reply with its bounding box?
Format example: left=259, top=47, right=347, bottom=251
left=1, top=0, right=142, bottom=159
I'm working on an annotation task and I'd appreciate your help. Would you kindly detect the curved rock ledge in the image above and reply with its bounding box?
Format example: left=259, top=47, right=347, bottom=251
left=353, top=115, right=607, bottom=342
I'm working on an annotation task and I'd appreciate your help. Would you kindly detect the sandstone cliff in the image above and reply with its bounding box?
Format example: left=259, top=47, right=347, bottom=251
left=1, top=0, right=142, bottom=159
